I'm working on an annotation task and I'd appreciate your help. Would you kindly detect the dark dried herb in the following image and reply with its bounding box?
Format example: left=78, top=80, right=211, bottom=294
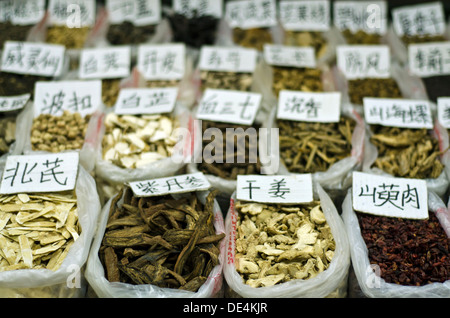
left=401, top=34, right=447, bottom=45
left=106, top=21, right=156, bottom=45
left=357, top=211, right=450, bottom=286
left=198, top=120, right=262, bottom=180
left=0, top=72, right=50, bottom=98
left=232, top=27, right=272, bottom=51
left=0, top=22, right=32, bottom=48
left=421, top=75, right=450, bottom=103
left=99, top=187, right=224, bottom=292
left=168, top=13, right=219, bottom=48
left=348, top=78, right=403, bottom=105
left=342, top=30, right=382, bottom=45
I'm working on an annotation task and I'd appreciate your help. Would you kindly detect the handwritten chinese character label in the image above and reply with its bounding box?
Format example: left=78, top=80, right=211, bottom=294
left=0, top=94, right=30, bottom=113
left=8, top=0, right=46, bottom=25
left=363, top=97, right=433, bottom=129
left=79, top=46, right=131, bottom=79
left=334, top=1, right=387, bottom=35
left=128, top=172, right=211, bottom=197
left=236, top=174, right=313, bottom=204
left=263, top=44, right=316, bottom=68
left=106, top=0, right=161, bottom=26
left=277, top=90, right=341, bottom=123
left=408, top=42, right=450, bottom=78
left=0, top=152, right=79, bottom=194
left=392, top=2, right=445, bottom=37
left=114, top=87, right=178, bottom=115
left=1, top=41, right=65, bottom=77
left=337, top=45, right=390, bottom=80
left=196, top=89, right=261, bottom=126
left=437, top=97, right=450, bottom=129
left=173, top=0, right=222, bottom=18
left=225, top=0, right=277, bottom=29
left=34, top=80, right=102, bottom=118
left=0, top=1, right=12, bottom=22
left=279, top=0, right=330, bottom=32
left=137, top=43, right=185, bottom=81
left=198, top=46, right=257, bottom=73
left=352, top=171, right=428, bottom=219
left=48, top=0, right=96, bottom=27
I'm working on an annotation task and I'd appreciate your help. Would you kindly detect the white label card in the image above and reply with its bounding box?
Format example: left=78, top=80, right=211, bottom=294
left=337, top=45, right=390, bottom=80
left=277, top=91, right=341, bottom=123
left=196, top=89, right=261, bottom=126
left=137, top=43, right=185, bottom=80
left=34, top=80, right=102, bottom=117
left=106, top=0, right=161, bottom=26
left=263, top=44, right=316, bottom=68
left=79, top=46, right=131, bottom=79
left=279, top=0, right=330, bottom=32
left=363, top=97, right=433, bottom=129
left=408, top=42, right=450, bottom=78
left=437, top=97, right=450, bottom=129
left=333, top=1, right=387, bottom=35
left=0, top=1, right=12, bottom=22
left=225, top=0, right=277, bottom=29
left=0, top=94, right=30, bottom=113
left=352, top=171, right=428, bottom=220
left=198, top=46, right=257, bottom=73
left=129, top=172, right=211, bottom=197
left=7, top=0, right=46, bottom=25
left=0, top=152, right=79, bottom=194
left=392, top=2, right=445, bottom=37
left=48, top=0, right=96, bottom=27
left=1, top=41, right=65, bottom=77
left=114, top=87, right=178, bottom=115
left=237, top=174, right=314, bottom=204
left=173, top=0, right=222, bottom=18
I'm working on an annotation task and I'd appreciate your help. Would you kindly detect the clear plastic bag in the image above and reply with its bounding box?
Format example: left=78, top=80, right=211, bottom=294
left=0, top=164, right=101, bottom=298
left=85, top=189, right=226, bottom=298
left=223, top=183, right=350, bottom=298
left=342, top=188, right=450, bottom=298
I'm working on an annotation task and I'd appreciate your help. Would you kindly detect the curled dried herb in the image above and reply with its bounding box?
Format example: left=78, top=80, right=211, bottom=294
left=232, top=27, right=272, bottom=51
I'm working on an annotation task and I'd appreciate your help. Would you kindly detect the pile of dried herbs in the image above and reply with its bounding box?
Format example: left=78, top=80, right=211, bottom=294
left=99, top=187, right=224, bottom=292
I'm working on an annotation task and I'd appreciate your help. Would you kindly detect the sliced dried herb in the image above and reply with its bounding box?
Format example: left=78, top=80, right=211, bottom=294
left=342, top=30, right=382, bottom=45
left=278, top=117, right=355, bottom=173
left=283, top=31, right=328, bottom=58
left=272, top=67, right=323, bottom=97
left=232, top=27, right=272, bottom=51
left=348, top=78, right=403, bottom=105
left=200, top=71, right=253, bottom=92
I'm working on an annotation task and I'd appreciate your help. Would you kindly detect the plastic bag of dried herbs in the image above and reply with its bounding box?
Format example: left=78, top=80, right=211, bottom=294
left=85, top=188, right=226, bottom=298
left=265, top=104, right=366, bottom=196
left=342, top=189, right=450, bottom=298
left=13, top=101, right=103, bottom=174
left=0, top=164, right=101, bottom=298
left=362, top=122, right=450, bottom=198
left=223, top=183, right=350, bottom=298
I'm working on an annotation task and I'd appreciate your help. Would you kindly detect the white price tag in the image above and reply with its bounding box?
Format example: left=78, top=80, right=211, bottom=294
left=0, top=94, right=30, bottom=113
left=0, top=152, right=79, bottom=194
left=128, top=172, right=211, bottom=197
left=225, top=0, right=277, bottom=29
left=237, top=174, right=314, bottom=204
left=79, top=46, right=131, bottom=79
left=34, top=80, right=102, bottom=117
left=277, top=91, right=341, bottom=123
left=279, top=0, right=330, bottom=32
left=48, top=0, right=96, bottom=27
left=363, top=97, right=433, bottom=129
left=408, top=42, right=450, bottom=78
left=437, top=97, right=450, bottom=129
left=263, top=44, right=316, bottom=68
left=337, top=45, right=390, bottom=79
left=114, top=87, right=178, bottom=115
left=137, top=43, right=185, bottom=81
left=106, top=0, right=161, bottom=26
left=173, top=0, right=222, bottom=18
left=198, top=46, right=257, bottom=73
left=352, top=171, right=428, bottom=220
left=333, top=1, right=387, bottom=35
left=1, top=41, right=65, bottom=77
left=196, top=89, right=261, bottom=126
left=10, top=0, right=46, bottom=25
left=392, top=2, right=445, bottom=37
